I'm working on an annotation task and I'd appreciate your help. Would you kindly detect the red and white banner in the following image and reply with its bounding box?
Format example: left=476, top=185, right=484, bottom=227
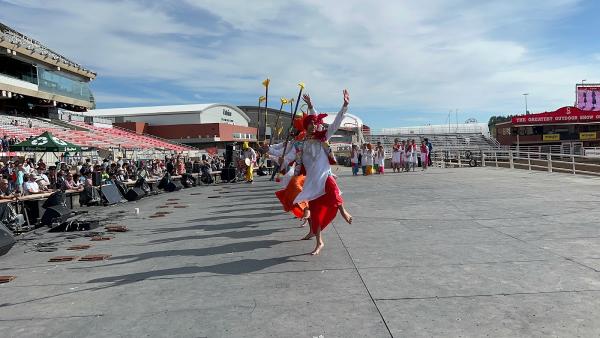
left=512, top=106, right=600, bottom=125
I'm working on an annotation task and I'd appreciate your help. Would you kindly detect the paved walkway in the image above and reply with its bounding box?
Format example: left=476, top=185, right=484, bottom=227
left=2, top=167, right=600, bottom=337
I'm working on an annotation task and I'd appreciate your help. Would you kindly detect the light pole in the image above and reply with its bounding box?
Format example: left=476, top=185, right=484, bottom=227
left=523, top=93, right=529, bottom=115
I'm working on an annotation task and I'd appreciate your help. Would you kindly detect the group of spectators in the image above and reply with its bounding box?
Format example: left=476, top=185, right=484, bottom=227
left=0, top=153, right=226, bottom=199
left=1, top=135, right=24, bottom=152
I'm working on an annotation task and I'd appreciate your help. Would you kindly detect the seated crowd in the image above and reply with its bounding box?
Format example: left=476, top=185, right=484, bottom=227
left=0, top=154, right=225, bottom=200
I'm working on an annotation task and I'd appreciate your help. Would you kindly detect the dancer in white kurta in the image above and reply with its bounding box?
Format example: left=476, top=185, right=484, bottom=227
left=391, top=139, right=402, bottom=173
left=291, top=90, right=353, bottom=255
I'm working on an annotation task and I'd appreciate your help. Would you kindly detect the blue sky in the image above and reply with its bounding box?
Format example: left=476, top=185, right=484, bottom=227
left=1, top=0, right=599, bottom=130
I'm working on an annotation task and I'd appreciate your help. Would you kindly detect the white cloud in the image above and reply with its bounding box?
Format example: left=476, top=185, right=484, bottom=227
left=1, top=0, right=596, bottom=128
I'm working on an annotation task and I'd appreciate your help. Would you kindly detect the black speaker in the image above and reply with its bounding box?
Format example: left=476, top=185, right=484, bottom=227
left=221, top=167, right=236, bottom=182
left=115, top=180, right=128, bottom=197
left=79, top=186, right=101, bottom=206
left=157, top=174, right=171, bottom=190
left=180, top=173, right=196, bottom=188
left=165, top=181, right=183, bottom=192
left=92, top=172, right=102, bottom=186
left=134, top=177, right=151, bottom=193
left=0, top=223, right=15, bottom=256
left=41, top=205, right=72, bottom=226
left=100, top=184, right=123, bottom=205
left=125, top=187, right=145, bottom=201
left=42, top=191, right=66, bottom=209
left=225, top=144, right=235, bottom=165
left=257, top=167, right=268, bottom=176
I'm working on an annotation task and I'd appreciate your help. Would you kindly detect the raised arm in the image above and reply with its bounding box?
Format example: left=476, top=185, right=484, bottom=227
left=326, top=89, right=350, bottom=140
left=303, top=94, right=316, bottom=116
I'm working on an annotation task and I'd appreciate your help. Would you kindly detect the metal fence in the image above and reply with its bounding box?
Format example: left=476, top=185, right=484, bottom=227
left=432, top=149, right=600, bottom=176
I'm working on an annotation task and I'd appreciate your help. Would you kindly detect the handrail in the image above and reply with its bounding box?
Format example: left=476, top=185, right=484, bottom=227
left=431, top=149, right=600, bottom=176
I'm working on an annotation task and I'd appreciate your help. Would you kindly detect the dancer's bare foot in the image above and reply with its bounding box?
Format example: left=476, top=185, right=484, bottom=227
left=340, top=208, right=353, bottom=224
left=310, top=242, right=324, bottom=255
left=301, top=232, right=314, bottom=240
left=301, top=209, right=311, bottom=227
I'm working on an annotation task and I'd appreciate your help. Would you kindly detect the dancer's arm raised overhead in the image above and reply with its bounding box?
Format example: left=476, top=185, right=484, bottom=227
left=326, top=89, right=349, bottom=141
left=302, top=94, right=316, bottom=115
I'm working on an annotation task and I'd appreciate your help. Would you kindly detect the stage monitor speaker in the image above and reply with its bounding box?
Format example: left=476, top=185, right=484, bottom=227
left=41, top=205, right=72, bottom=227
left=165, top=181, right=183, bottom=192
left=79, top=187, right=101, bottom=206
left=134, top=177, right=151, bottom=194
left=180, top=173, right=196, bottom=188
left=92, top=172, right=102, bottom=186
left=114, top=180, right=128, bottom=197
left=220, top=167, right=236, bottom=182
left=100, top=184, right=124, bottom=205
left=125, top=187, right=145, bottom=201
left=157, top=174, right=171, bottom=190
left=42, top=191, right=66, bottom=209
left=0, top=223, right=15, bottom=256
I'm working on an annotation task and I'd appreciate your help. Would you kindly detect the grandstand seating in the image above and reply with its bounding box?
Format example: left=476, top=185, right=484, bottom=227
left=367, top=133, right=499, bottom=157
left=0, top=114, right=193, bottom=152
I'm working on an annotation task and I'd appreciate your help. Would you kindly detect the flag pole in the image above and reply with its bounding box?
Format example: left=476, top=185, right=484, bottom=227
left=270, top=98, right=286, bottom=146
left=262, top=78, right=270, bottom=143
left=256, top=96, right=262, bottom=142
left=279, top=83, right=304, bottom=164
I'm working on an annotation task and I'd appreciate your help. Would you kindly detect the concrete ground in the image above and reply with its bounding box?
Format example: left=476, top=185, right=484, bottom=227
left=2, top=167, right=600, bottom=337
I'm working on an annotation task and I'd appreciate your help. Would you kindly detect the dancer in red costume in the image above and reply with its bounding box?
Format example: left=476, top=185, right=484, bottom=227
left=269, top=115, right=310, bottom=223
left=292, top=90, right=353, bottom=255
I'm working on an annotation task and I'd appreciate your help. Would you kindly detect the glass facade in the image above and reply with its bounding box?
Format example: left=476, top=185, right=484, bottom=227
left=0, top=55, right=37, bottom=84
left=0, top=55, right=93, bottom=104
left=37, top=67, right=93, bottom=102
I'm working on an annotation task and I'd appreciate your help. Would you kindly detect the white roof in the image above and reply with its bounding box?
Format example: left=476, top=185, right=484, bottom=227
left=322, top=112, right=363, bottom=128
left=86, top=103, right=250, bottom=122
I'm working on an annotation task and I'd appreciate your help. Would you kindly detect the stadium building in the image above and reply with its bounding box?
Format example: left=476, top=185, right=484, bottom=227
left=494, top=83, right=600, bottom=155
left=0, top=23, right=95, bottom=114
left=0, top=22, right=197, bottom=159
left=86, top=104, right=257, bottom=150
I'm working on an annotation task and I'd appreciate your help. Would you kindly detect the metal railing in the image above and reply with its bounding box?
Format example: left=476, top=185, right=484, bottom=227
left=432, top=149, right=600, bottom=176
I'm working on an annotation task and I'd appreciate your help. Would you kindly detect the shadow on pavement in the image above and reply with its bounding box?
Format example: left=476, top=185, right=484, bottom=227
left=145, top=228, right=287, bottom=245
left=74, top=240, right=290, bottom=269
left=86, top=255, right=305, bottom=287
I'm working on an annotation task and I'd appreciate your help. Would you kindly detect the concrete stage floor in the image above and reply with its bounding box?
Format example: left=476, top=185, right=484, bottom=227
left=2, top=167, right=600, bottom=337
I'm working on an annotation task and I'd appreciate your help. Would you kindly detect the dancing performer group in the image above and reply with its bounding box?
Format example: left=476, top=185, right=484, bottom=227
left=268, top=90, right=353, bottom=255
left=350, top=138, right=431, bottom=174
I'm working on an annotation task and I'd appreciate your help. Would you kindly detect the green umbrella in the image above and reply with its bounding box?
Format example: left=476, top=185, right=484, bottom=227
left=11, top=131, right=81, bottom=152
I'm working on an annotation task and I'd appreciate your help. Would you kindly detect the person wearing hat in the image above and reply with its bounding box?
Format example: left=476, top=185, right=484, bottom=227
left=242, top=141, right=257, bottom=183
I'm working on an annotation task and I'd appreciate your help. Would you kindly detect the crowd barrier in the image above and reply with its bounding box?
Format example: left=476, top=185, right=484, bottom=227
left=432, top=149, right=600, bottom=176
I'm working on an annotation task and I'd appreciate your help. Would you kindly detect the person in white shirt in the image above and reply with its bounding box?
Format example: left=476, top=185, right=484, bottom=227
left=350, top=144, right=359, bottom=176
left=364, top=143, right=374, bottom=175
left=23, top=174, right=42, bottom=195
left=376, top=145, right=385, bottom=174
left=404, top=141, right=413, bottom=172
left=23, top=161, right=32, bottom=174
left=289, top=90, right=353, bottom=255
left=361, top=144, right=368, bottom=175
left=391, top=139, right=402, bottom=173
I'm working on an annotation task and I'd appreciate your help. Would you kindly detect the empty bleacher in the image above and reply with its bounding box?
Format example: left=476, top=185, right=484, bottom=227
left=0, top=114, right=194, bottom=152
left=367, top=133, right=499, bottom=158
